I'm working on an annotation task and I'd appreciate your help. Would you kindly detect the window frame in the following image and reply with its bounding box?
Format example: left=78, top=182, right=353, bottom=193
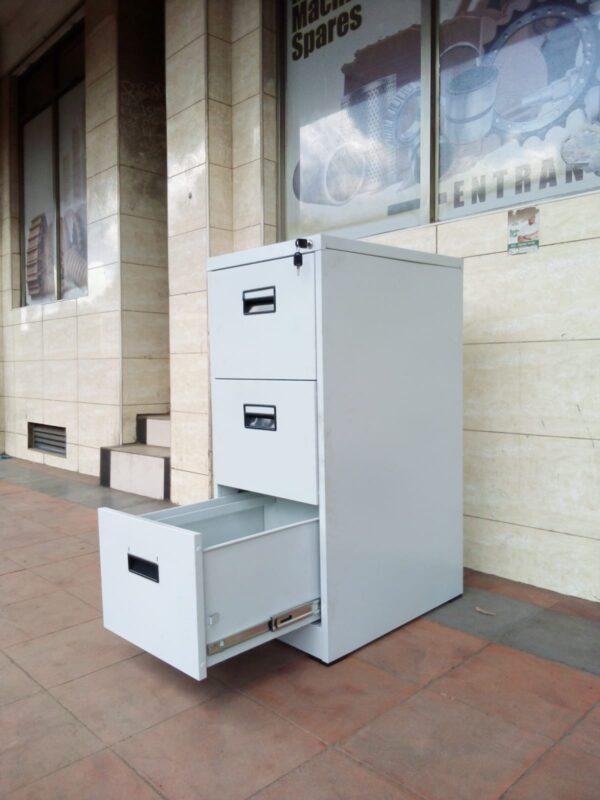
left=18, top=21, right=86, bottom=307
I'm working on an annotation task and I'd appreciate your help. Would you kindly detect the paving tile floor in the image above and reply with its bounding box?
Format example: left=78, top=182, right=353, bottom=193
left=0, top=457, right=599, bottom=799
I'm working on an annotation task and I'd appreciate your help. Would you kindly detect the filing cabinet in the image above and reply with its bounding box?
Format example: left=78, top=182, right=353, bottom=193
left=99, top=234, right=464, bottom=680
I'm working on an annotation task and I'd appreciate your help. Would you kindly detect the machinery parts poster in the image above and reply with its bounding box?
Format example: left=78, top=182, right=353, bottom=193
left=508, top=206, right=540, bottom=254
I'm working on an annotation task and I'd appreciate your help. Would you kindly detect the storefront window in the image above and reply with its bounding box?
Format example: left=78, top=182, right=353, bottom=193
left=19, top=24, right=87, bottom=305
left=284, top=0, right=422, bottom=237
left=438, top=0, right=600, bottom=220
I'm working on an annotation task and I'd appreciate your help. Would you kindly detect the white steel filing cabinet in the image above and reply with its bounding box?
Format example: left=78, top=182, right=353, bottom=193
left=99, top=235, right=463, bottom=680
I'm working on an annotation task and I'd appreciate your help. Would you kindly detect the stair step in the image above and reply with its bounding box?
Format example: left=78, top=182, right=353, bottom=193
left=137, top=414, right=171, bottom=448
left=100, top=444, right=170, bottom=500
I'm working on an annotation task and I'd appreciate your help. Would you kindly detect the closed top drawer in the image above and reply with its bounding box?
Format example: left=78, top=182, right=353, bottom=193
left=208, top=255, right=316, bottom=380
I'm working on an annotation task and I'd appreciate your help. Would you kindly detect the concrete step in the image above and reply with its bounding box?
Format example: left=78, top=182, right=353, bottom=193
left=100, top=443, right=170, bottom=500
left=137, top=414, right=171, bottom=448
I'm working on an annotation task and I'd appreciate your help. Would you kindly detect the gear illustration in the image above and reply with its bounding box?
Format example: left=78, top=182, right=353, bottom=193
left=482, top=0, right=600, bottom=140
left=383, top=81, right=421, bottom=146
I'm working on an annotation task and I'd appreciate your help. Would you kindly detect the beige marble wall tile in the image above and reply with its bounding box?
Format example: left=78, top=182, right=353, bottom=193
left=122, top=403, right=169, bottom=444
left=78, top=358, right=120, bottom=405
left=77, top=311, right=121, bottom=359
left=86, top=16, right=117, bottom=86
left=168, top=228, right=208, bottom=295
left=43, top=400, right=78, bottom=443
left=233, top=160, right=261, bottom=229
left=208, top=35, right=232, bottom=105
left=42, top=317, right=77, bottom=361
left=11, top=432, right=44, bottom=463
left=465, top=430, right=600, bottom=540
left=77, top=264, right=120, bottom=316
left=78, top=445, right=101, bottom=476
left=262, top=28, right=276, bottom=97
left=207, top=100, right=232, bottom=169
left=171, top=411, right=210, bottom=473
left=3, top=396, right=15, bottom=432
left=120, top=215, right=168, bottom=268
left=1, top=217, right=18, bottom=255
left=170, top=352, right=209, bottom=413
left=169, top=292, right=208, bottom=354
left=465, top=516, right=600, bottom=602
left=3, top=361, right=16, bottom=398
left=464, top=239, right=600, bottom=344
left=262, top=0, right=276, bottom=32
left=167, top=101, right=207, bottom=177
left=12, top=322, right=43, bottom=362
left=208, top=0, right=232, bottom=41
left=86, top=117, right=118, bottom=178
left=44, top=360, right=78, bottom=402
left=542, top=192, right=600, bottom=246
left=121, top=311, right=169, bottom=358
left=12, top=397, right=44, bottom=436
left=263, top=158, right=277, bottom=227
left=110, top=449, right=166, bottom=498
left=208, top=164, right=232, bottom=230
left=87, top=166, right=119, bottom=223
left=232, top=0, right=260, bottom=40
left=44, top=447, right=79, bottom=472
left=78, top=402, right=120, bottom=447
left=8, top=302, right=42, bottom=327
left=232, top=30, right=260, bottom=104
left=209, top=227, right=233, bottom=256
left=171, top=467, right=211, bottom=505
left=262, top=94, right=277, bottom=163
left=85, top=69, right=117, bottom=133
left=13, top=361, right=42, bottom=400
left=232, top=94, right=260, bottom=168
left=168, top=164, right=207, bottom=236
left=264, top=224, right=277, bottom=244
left=166, top=0, right=206, bottom=58
left=122, top=358, right=170, bottom=405
left=365, top=224, right=437, bottom=253
left=87, top=215, right=119, bottom=269
left=120, top=167, right=167, bottom=222
left=121, top=264, right=169, bottom=313
left=166, top=37, right=207, bottom=118
left=42, top=299, right=78, bottom=321
left=465, top=341, right=600, bottom=439
left=437, top=211, right=506, bottom=258
left=233, top=224, right=261, bottom=251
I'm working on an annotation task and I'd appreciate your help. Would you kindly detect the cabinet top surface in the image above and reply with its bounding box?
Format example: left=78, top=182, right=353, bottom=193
left=208, top=234, right=463, bottom=272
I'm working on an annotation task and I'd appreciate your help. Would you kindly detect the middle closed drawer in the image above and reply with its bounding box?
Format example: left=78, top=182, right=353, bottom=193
left=212, top=379, right=318, bottom=505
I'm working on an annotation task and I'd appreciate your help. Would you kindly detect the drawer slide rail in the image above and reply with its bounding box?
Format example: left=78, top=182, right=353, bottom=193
left=207, top=599, right=320, bottom=656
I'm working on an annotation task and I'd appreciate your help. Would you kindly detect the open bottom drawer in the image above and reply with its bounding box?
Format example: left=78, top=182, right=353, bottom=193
left=99, top=493, right=320, bottom=680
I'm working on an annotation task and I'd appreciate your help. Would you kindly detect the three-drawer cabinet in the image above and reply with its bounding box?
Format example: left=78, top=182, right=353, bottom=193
left=99, top=235, right=464, bottom=680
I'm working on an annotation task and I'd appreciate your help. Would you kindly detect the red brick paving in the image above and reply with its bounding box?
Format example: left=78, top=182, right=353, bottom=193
left=0, top=464, right=599, bottom=799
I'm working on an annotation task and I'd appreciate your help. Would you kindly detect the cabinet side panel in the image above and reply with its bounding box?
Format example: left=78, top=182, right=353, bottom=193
left=320, top=251, right=463, bottom=661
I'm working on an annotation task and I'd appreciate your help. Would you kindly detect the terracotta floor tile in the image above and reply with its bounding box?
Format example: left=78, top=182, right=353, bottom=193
left=342, top=689, right=552, bottom=800
left=551, top=596, right=600, bottom=623
left=6, top=536, right=98, bottom=569
left=75, top=530, right=99, bottom=550
left=52, top=652, right=224, bottom=744
left=0, top=516, right=59, bottom=552
left=115, top=692, right=324, bottom=800
left=563, top=706, right=600, bottom=759
left=431, top=644, right=600, bottom=740
left=465, top=571, right=561, bottom=608
left=6, top=750, right=161, bottom=800
left=252, top=749, right=417, bottom=799
left=0, top=615, right=30, bottom=648
left=0, top=482, right=26, bottom=496
left=243, top=654, right=416, bottom=743
left=1, top=590, right=99, bottom=639
left=0, top=652, right=40, bottom=706
left=19, top=504, right=99, bottom=537
left=209, top=640, right=303, bottom=688
left=5, top=619, right=141, bottom=688
left=356, top=618, right=486, bottom=686
left=0, top=570, right=55, bottom=607
left=505, top=744, right=600, bottom=799
left=0, top=692, right=103, bottom=795
left=0, top=553, right=22, bottom=576
left=31, top=552, right=100, bottom=587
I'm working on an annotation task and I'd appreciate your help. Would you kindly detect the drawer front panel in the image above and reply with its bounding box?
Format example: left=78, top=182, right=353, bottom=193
left=208, top=256, right=316, bottom=379
left=212, top=379, right=318, bottom=504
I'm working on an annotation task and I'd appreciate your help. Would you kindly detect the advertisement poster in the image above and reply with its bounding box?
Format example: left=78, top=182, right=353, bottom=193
left=285, top=0, right=422, bottom=237
left=438, top=0, right=600, bottom=220
left=508, top=206, right=540, bottom=254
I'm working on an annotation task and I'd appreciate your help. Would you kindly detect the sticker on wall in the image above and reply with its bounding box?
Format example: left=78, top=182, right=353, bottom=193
left=508, top=206, right=540, bottom=255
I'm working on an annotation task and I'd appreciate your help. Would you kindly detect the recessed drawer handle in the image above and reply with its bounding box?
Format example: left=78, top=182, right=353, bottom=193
left=244, top=404, right=277, bottom=431
left=128, top=553, right=159, bottom=583
left=243, top=286, right=276, bottom=315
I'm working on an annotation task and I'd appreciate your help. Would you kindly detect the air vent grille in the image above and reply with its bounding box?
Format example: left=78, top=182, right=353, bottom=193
left=28, top=423, right=66, bottom=456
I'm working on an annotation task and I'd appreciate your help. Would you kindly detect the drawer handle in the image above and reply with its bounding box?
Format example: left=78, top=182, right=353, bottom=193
left=128, top=553, right=159, bottom=583
left=244, top=404, right=277, bottom=431
left=243, top=286, right=276, bottom=315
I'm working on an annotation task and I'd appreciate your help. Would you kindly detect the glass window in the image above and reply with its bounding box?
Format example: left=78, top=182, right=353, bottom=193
left=438, top=0, right=600, bottom=220
left=284, top=0, right=422, bottom=237
left=19, top=23, right=86, bottom=305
